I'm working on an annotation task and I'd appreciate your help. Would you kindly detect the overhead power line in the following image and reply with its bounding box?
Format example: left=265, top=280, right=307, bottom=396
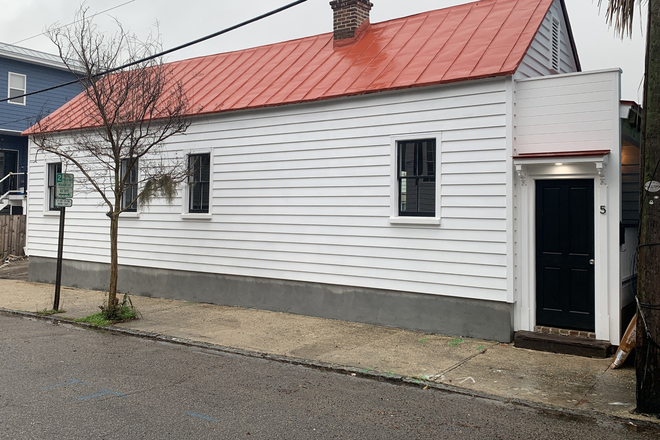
left=12, top=0, right=137, bottom=45
left=0, top=0, right=308, bottom=105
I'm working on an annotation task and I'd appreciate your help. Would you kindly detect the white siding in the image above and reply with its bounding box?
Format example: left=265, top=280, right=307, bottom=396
left=514, top=0, right=579, bottom=79
left=28, top=78, right=510, bottom=303
left=514, top=69, right=620, bottom=155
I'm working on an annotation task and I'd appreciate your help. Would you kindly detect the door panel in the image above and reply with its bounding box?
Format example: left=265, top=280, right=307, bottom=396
left=536, top=179, right=595, bottom=331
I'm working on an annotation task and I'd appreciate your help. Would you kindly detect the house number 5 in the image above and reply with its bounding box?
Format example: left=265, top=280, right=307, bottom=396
left=600, top=206, right=606, bottom=214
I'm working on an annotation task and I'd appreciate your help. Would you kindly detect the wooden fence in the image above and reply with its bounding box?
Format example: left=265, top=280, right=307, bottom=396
left=0, top=215, right=26, bottom=260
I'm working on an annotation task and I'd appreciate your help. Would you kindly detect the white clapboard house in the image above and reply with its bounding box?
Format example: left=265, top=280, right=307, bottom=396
left=25, top=0, right=639, bottom=344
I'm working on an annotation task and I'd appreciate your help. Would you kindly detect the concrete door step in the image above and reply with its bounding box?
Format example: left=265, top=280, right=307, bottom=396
left=514, top=330, right=612, bottom=358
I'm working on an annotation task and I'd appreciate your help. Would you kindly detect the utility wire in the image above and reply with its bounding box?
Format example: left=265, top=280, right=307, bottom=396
left=0, top=0, right=308, bottom=104
left=12, top=0, right=137, bottom=45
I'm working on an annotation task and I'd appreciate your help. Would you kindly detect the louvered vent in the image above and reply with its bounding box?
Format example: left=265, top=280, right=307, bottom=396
left=551, top=16, right=561, bottom=72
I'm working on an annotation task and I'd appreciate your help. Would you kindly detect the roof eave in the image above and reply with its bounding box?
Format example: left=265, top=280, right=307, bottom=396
left=559, top=0, right=581, bottom=71
left=0, top=49, right=84, bottom=74
left=27, top=71, right=515, bottom=135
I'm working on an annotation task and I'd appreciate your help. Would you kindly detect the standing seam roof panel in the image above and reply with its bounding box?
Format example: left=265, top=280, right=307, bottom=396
left=387, top=11, right=453, bottom=88
left=442, top=2, right=498, bottom=80
left=343, top=14, right=430, bottom=94
left=208, top=46, right=280, bottom=112
left=233, top=41, right=303, bottom=109
left=300, top=25, right=396, bottom=102
left=459, top=1, right=519, bottom=77
left=261, top=36, right=330, bottom=106
left=364, top=14, right=440, bottom=91
left=499, top=0, right=551, bottom=72
left=326, top=19, right=416, bottom=96
left=220, top=43, right=291, bottom=110
left=26, top=0, right=565, bottom=134
left=184, top=51, right=247, bottom=111
left=416, top=6, right=481, bottom=84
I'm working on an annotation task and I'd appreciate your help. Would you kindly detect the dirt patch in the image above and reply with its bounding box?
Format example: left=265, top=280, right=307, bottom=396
left=0, top=256, right=29, bottom=281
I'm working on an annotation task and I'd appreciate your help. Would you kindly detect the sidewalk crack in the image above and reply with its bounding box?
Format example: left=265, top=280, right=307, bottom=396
left=575, top=364, right=610, bottom=407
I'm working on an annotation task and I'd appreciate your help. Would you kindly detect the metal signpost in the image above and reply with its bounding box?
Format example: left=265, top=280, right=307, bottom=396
left=53, top=173, right=74, bottom=311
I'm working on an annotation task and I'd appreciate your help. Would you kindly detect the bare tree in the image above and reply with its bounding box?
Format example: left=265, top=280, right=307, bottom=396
left=598, top=0, right=660, bottom=414
left=31, top=7, right=192, bottom=319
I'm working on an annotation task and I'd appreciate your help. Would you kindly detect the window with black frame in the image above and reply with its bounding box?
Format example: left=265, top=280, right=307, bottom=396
left=188, top=153, right=210, bottom=213
left=398, top=139, right=435, bottom=217
left=120, top=159, right=138, bottom=212
left=47, top=162, right=62, bottom=211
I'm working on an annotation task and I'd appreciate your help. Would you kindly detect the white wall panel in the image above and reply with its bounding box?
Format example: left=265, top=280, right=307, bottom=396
left=514, top=70, right=620, bottom=155
left=28, top=78, right=510, bottom=302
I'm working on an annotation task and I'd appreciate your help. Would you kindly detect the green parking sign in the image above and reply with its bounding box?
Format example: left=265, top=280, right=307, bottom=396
left=56, top=173, right=74, bottom=198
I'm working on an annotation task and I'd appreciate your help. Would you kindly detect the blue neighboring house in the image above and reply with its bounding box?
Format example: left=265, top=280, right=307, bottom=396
left=0, top=42, right=82, bottom=214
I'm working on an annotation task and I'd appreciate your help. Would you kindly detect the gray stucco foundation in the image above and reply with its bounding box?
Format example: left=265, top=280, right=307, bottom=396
left=28, top=256, right=514, bottom=342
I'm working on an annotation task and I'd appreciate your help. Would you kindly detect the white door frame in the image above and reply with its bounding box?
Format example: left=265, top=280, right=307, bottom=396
left=513, top=155, right=621, bottom=343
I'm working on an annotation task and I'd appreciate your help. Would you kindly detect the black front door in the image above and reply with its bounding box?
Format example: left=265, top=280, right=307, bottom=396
left=536, top=179, right=595, bottom=331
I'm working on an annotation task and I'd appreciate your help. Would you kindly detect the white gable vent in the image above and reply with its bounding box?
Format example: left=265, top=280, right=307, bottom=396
left=550, top=15, right=561, bottom=72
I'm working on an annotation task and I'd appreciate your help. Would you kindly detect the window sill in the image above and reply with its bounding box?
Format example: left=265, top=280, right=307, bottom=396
left=120, top=212, right=140, bottom=218
left=180, top=213, right=212, bottom=220
left=389, top=217, right=440, bottom=226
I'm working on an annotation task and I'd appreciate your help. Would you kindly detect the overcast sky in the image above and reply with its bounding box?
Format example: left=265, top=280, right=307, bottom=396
left=0, top=0, right=648, bottom=103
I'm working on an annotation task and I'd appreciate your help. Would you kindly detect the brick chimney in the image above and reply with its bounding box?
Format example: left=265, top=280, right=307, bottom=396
left=330, top=0, right=373, bottom=46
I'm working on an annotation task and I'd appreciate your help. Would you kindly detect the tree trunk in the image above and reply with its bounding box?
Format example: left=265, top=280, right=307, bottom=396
left=636, top=0, right=660, bottom=415
left=107, top=212, right=119, bottom=314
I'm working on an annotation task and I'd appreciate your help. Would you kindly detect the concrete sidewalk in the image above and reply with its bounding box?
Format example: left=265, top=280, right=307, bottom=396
left=0, top=278, right=656, bottom=428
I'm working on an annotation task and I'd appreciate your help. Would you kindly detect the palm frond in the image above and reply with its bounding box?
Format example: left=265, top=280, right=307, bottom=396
left=598, top=0, right=642, bottom=38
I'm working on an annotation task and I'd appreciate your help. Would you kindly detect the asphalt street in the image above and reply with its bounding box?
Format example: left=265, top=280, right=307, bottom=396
left=0, top=314, right=655, bottom=439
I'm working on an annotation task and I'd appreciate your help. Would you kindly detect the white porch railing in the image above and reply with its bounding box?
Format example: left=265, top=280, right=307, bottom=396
left=0, top=172, right=26, bottom=212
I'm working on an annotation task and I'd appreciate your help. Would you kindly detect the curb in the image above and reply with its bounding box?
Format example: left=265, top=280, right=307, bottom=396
left=2, top=307, right=659, bottom=433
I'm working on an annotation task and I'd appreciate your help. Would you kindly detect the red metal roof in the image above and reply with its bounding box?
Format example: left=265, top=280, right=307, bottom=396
left=29, top=0, right=556, bottom=134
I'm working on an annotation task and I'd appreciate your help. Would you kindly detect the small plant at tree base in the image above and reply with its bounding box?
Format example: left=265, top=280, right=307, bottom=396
left=101, top=293, right=140, bottom=322
left=75, top=293, right=140, bottom=327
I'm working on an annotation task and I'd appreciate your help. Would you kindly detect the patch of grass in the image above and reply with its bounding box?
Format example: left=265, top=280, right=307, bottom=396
left=74, top=313, right=113, bottom=327
left=37, top=309, right=66, bottom=316
left=449, top=338, right=464, bottom=347
left=75, top=293, right=140, bottom=327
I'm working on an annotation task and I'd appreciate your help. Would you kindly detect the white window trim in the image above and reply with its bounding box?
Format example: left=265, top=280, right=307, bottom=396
left=8, top=72, right=26, bottom=106
left=389, top=133, right=442, bottom=226
left=181, top=149, right=213, bottom=220
left=43, top=162, right=61, bottom=216
left=120, top=211, right=141, bottom=218
left=119, top=158, right=140, bottom=217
